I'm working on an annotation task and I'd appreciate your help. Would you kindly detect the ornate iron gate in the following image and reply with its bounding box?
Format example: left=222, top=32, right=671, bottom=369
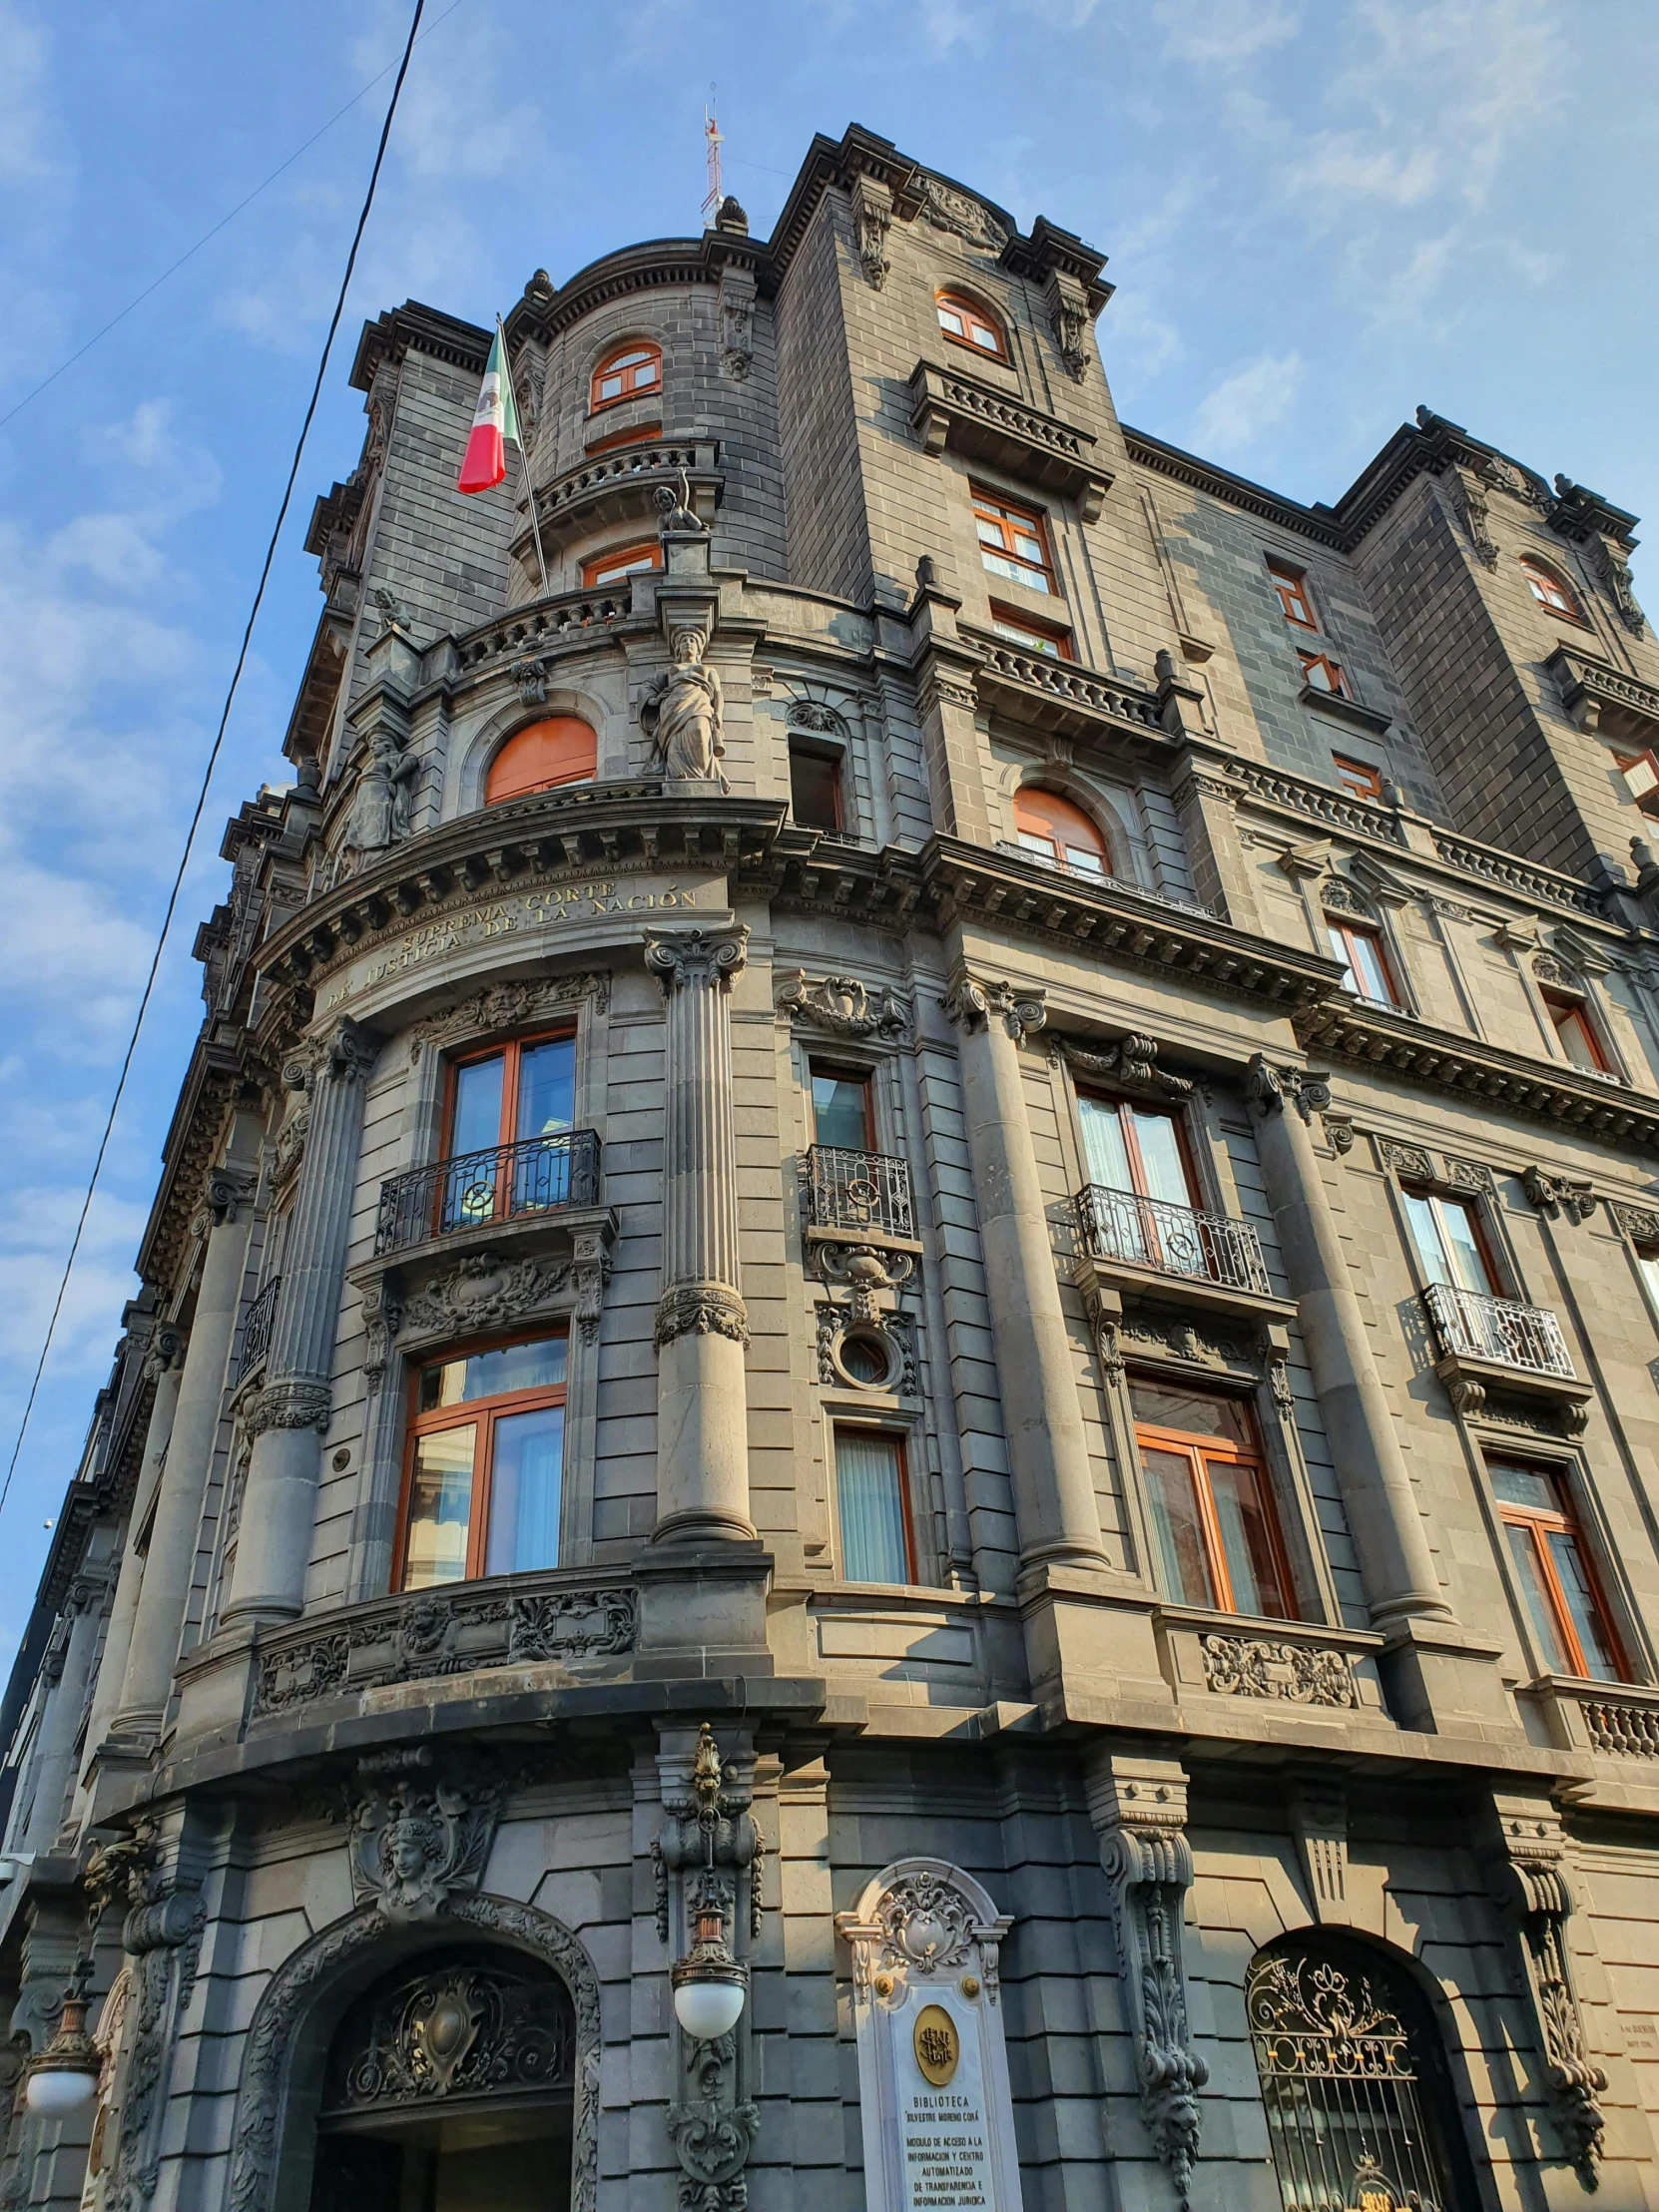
left=1247, top=1943, right=1460, bottom=2212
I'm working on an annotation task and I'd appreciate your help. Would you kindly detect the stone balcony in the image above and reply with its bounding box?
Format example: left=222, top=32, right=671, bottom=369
left=1420, top=1280, right=1591, bottom=1426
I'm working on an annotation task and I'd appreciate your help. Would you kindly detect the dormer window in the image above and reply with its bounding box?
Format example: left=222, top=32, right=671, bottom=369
left=590, top=341, right=661, bottom=413
left=1519, top=555, right=1586, bottom=624
left=936, top=290, right=1006, bottom=361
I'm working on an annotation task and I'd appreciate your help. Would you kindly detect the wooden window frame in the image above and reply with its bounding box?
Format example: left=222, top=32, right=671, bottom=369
left=809, top=1059, right=875, bottom=1150
left=484, top=717, right=597, bottom=806
left=581, top=540, right=663, bottom=590
left=1298, top=650, right=1354, bottom=700
left=393, top=1329, right=570, bottom=1589
left=1540, top=988, right=1611, bottom=1074
left=788, top=742, right=844, bottom=832
left=987, top=600, right=1074, bottom=660
left=1267, top=558, right=1317, bottom=630
left=585, top=419, right=662, bottom=457
left=1490, top=1457, right=1628, bottom=1682
left=971, top=485, right=1057, bottom=595
left=1400, top=1185, right=1504, bottom=1298
left=1012, top=786, right=1112, bottom=875
left=1333, top=753, right=1383, bottom=802
left=831, top=1424, right=917, bottom=1584
left=1519, top=554, right=1587, bottom=626
left=588, top=341, right=662, bottom=415
left=1133, top=1401, right=1300, bottom=1620
left=1616, top=749, right=1659, bottom=813
left=444, top=1028, right=577, bottom=1158
left=1326, top=916, right=1400, bottom=1007
left=935, top=289, right=1008, bottom=362
left=1078, top=1092, right=1202, bottom=1208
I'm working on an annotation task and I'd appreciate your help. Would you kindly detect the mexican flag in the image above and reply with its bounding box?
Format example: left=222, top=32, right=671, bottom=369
left=456, top=324, right=519, bottom=494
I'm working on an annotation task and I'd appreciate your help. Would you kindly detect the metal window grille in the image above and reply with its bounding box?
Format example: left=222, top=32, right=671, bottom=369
left=1420, top=1281, right=1575, bottom=1379
left=1248, top=1947, right=1456, bottom=2212
left=806, top=1146, right=914, bottom=1240
left=1074, top=1184, right=1271, bottom=1297
left=375, top=1131, right=601, bottom=1256
left=237, top=1277, right=280, bottom=1384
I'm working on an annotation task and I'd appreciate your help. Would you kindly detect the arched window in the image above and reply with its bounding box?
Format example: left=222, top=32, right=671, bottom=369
left=936, top=289, right=1007, bottom=360
left=1520, top=554, right=1586, bottom=623
left=1247, top=1933, right=1474, bottom=2212
left=485, top=717, right=597, bottom=805
left=1012, top=787, right=1111, bottom=878
left=589, top=340, right=660, bottom=412
left=311, top=1946, right=577, bottom=2212
left=581, top=541, right=662, bottom=590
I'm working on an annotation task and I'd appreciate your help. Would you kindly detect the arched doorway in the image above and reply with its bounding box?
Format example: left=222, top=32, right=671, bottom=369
left=1246, top=1933, right=1476, bottom=2212
left=307, top=1946, right=575, bottom=2212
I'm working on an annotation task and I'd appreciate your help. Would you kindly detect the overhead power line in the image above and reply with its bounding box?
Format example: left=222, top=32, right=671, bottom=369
left=0, top=0, right=429, bottom=1523
left=0, top=0, right=465, bottom=435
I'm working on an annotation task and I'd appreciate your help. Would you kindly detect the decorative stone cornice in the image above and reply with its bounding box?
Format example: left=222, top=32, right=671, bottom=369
left=1296, top=998, right=1659, bottom=1152
left=907, top=358, right=1111, bottom=518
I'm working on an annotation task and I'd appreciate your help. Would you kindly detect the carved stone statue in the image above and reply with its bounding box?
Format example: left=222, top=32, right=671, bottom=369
left=653, top=468, right=706, bottom=537
left=643, top=628, right=726, bottom=787
left=342, top=728, right=420, bottom=862
left=347, top=1754, right=502, bottom=1924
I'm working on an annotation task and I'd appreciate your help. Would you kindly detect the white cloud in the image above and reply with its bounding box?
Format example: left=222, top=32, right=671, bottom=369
left=1191, top=348, right=1303, bottom=454
left=1155, top=0, right=1300, bottom=65
left=0, top=1, right=56, bottom=183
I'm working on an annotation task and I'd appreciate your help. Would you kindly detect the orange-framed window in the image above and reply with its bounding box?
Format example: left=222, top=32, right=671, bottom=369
left=1333, top=753, right=1383, bottom=802
left=1299, top=650, right=1353, bottom=699
left=1617, top=750, right=1659, bottom=813
left=485, top=716, right=597, bottom=806
left=789, top=744, right=843, bottom=831
left=1267, top=558, right=1317, bottom=629
left=987, top=601, right=1074, bottom=660
left=1399, top=1187, right=1501, bottom=1298
left=1013, top=787, right=1110, bottom=878
left=833, top=1427, right=915, bottom=1584
left=1131, top=1381, right=1300, bottom=1620
left=438, top=1030, right=576, bottom=1232
left=1326, top=917, right=1398, bottom=1006
left=585, top=419, right=662, bottom=457
left=936, top=289, right=1007, bottom=360
left=397, top=1332, right=568, bottom=1589
left=811, top=1062, right=874, bottom=1151
left=1541, top=989, right=1610, bottom=1074
left=1490, top=1457, right=1627, bottom=1682
left=589, top=341, right=661, bottom=413
left=972, top=486, right=1056, bottom=595
left=1519, top=554, right=1586, bottom=623
left=582, top=541, right=662, bottom=590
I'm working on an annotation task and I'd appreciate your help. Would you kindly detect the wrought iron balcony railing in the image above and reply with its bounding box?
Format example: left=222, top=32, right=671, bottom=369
left=1421, top=1280, right=1575, bottom=1379
left=806, top=1146, right=915, bottom=1241
left=1074, top=1183, right=1272, bottom=1297
left=237, top=1276, right=280, bottom=1383
left=376, top=1131, right=601, bottom=1256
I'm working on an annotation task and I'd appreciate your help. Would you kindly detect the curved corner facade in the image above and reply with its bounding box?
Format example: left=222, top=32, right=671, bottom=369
left=9, top=122, right=1659, bottom=2212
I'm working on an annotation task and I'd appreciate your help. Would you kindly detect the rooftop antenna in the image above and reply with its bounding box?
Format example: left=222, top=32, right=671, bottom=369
left=702, top=83, right=724, bottom=229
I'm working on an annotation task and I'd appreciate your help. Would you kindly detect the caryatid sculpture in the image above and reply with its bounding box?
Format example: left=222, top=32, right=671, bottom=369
left=643, top=627, right=728, bottom=789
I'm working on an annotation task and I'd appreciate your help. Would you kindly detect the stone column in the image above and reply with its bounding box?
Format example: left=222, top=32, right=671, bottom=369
left=1246, top=1054, right=1450, bottom=1629
left=21, top=1576, right=107, bottom=1854
left=80, top=1346, right=181, bottom=1784
left=226, top=1020, right=376, bottom=1624
left=942, top=964, right=1107, bottom=1570
left=113, top=1168, right=256, bottom=1740
left=646, top=928, right=753, bottom=1544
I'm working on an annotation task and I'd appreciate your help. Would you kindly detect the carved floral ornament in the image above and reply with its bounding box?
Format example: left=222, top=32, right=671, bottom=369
left=776, top=969, right=910, bottom=1041
left=360, top=1238, right=611, bottom=1396
left=407, top=973, right=610, bottom=1063
left=1055, top=1029, right=1191, bottom=1099
left=940, top=968, right=1045, bottom=1040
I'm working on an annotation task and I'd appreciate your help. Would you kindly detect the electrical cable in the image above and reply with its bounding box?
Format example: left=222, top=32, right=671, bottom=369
left=0, top=0, right=465, bottom=435
left=0, top=0, right=428, bottom=1522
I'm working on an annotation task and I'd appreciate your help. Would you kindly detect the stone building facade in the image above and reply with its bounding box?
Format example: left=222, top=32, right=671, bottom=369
left=6, top=123, right=1659, bottom=2212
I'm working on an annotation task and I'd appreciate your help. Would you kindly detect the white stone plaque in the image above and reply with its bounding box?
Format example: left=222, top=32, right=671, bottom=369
left=837, top=1859, right=1023, bottom=2212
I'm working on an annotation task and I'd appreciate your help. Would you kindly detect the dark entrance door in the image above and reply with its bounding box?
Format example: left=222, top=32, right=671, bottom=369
left=308, top=1949, right=575, bottom=2212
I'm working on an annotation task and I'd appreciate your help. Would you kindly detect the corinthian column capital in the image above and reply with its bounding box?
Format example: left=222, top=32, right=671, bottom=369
left=940, top=966, right=1046, bottom=1041
left=645, top=925, right=749, bottom=996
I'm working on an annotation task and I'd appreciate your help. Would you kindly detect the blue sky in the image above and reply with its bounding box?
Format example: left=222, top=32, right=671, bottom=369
left=0, top=0, right=1653, bottom=1649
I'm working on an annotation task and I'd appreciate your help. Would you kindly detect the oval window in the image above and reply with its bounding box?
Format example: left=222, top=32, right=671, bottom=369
left=485, top=717, right=598, bottom=806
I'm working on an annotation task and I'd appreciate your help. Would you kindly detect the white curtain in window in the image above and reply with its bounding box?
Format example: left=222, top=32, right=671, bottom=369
left=835, top=1431, right=909, bottom=1584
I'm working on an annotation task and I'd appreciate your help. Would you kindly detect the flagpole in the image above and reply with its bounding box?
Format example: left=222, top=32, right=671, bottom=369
left=498, top=315, right=551, bottom=600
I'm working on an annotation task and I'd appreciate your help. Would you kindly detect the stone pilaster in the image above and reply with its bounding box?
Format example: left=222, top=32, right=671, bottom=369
left=1245, top=1055, right=1509, bottom=1733
left=225, top=1020, right=376, bottom=1625
left=1084, top=1749, right=1207, bottom=2212
left=20, top=1574, right=107, bottom=1854
left=113, top=1167, right=256, bottom=1739
left=645, top=928, right=753, bottom=1546
left=940, top=963, right=1107, bottom=1572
